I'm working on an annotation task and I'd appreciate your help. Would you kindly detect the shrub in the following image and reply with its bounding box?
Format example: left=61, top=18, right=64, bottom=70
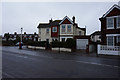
left=2, top=41, right=14, bottom=46
left=51, top=41, right=65, bottom=48
left=64, top=38, right=76, bottom=48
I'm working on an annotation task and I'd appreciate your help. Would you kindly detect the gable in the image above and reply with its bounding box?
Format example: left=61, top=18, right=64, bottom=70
left=106, top=8, right=120, bottom=17
left=103, top=4, right=120, bottom=18
left=59, top=16, right=73, bottom=24
left=61, top=18, right=72, bottom=24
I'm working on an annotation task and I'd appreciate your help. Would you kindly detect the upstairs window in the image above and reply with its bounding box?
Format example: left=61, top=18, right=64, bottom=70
left=46, top=28, right=49, bottom=34
left=62, top=25, right=66, bottom=33
left=67, top=25, right=71, bottom=32
left=52, top=27, right=57, bottom=32
left=79, top=31, right=82, bottom=35
left=107, top=17, right=114, bottom=29
left=116, top=16, right=120, bottom=28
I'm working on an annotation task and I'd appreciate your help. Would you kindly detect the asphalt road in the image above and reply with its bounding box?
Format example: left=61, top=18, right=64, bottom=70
left=2, top=46, right=120, bottom=78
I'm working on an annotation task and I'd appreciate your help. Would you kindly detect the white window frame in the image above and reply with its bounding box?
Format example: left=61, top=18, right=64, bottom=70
left=117, top=36, right=120, bottom=43
left=106, top=17, right=114, bottom=29
left=61, top=25, right=66, bottom=33
left=52, top=27, right=57, bottom=32
left=116, top=16, right=120, bottom=29
left=67, top=25, right=72, bottom=33
left=107, top=36, right=114, bottom=46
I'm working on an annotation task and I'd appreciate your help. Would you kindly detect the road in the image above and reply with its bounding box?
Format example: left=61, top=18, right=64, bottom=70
left=2, top=46, right=120, bottom=78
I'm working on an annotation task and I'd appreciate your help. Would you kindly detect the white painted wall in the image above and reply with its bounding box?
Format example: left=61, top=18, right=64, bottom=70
left=38, top=28, right=52, bottom=42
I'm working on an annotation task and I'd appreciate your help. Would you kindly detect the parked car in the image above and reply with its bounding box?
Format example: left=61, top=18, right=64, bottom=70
left=15, top=42, right=23, bottom=46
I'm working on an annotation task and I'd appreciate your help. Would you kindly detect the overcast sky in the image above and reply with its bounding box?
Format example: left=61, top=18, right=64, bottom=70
left=2, top=2, right=118, bottom=35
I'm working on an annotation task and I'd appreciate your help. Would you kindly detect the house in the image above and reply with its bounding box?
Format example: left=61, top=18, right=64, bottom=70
left=90, top=31, right=101, bottom=43
left=98, top=4, right=120, bottom=55
left=99, top=4, right=120, bottom=46
left=3, top=32, right=38, bottom=41
left=37, top=16, right=86, bottom=43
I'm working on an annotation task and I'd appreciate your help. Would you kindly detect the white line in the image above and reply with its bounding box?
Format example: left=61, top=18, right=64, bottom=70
left=3, top=50, right=120, bottom=68
left=75, top=60, right=120, bottom=68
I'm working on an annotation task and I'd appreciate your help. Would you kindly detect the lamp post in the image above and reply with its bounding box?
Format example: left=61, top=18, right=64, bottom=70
left=19, top=27, right=23, bottom=49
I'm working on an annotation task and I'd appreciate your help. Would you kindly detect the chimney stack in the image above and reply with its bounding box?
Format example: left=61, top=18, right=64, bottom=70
left=72, top=16, right=75, bottom=23
left=49, top=18, right=53, bottom=23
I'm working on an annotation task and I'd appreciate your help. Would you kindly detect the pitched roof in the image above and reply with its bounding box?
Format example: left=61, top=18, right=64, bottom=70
left=102, top=4, right=120, bottom=18
left=49, top=20, right=62, bottom=26
left=59, top=16, right=74, bottom=24
left=37, top=23, right=50, bottom=28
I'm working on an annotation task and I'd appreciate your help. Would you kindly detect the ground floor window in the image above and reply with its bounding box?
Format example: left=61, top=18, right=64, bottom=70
left=116, top=36, right=120, bottom=45
left=107, top=36, right=114, bottom=46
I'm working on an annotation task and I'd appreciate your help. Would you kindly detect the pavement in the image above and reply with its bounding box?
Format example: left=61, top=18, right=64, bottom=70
left=1, top=46, right=120, bottom=78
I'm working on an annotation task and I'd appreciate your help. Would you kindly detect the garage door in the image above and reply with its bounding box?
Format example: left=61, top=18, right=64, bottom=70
left=76, top=39, right=88, bottom=49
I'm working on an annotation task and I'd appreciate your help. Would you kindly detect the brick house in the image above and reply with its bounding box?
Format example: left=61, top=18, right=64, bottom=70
left=99, top=4, right=120, bottom=46
left=37, top=16, right=86, bottom=43
left=98, top=4, right=120, bottom=55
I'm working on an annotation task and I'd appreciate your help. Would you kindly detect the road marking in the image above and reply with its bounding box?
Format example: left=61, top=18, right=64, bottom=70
left=3, top=50, right=120, bottom=68
left=75, top=60, right=120, bottom=68
left=2, top=72, right=15, bottom=78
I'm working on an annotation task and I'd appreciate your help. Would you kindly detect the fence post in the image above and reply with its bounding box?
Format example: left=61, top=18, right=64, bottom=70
left=97, top=45, right=100, bottom=57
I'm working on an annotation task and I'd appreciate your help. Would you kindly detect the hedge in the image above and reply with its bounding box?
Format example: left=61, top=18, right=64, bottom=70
left=51, top=41, right=65, bottom=48
left=51, top=38, right=76, bottom=48
left=27, top=41, right=47, bottom=47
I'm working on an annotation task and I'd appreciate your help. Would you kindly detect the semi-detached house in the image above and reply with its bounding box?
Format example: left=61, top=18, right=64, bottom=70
left=37, top=16, right=86, bottom=43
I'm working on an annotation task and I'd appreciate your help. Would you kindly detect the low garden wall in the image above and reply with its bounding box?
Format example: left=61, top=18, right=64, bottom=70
left=52, top=47, right=71, bottom=52
left=28, top=46, right=45, bottom=50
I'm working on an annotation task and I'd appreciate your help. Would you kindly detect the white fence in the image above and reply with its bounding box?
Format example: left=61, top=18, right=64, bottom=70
left=97, top=45, right=120, bottom=55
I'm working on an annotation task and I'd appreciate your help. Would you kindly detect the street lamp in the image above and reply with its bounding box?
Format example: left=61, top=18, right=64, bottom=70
left=21, top=27, right=23, bottom=42
left=19, top=27, right=23, bottom=49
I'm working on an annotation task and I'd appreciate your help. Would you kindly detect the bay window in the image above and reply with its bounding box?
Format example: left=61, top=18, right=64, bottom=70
left=62, top=25, right=65, bottom=33
left=67, top=25, right=71, bottom=32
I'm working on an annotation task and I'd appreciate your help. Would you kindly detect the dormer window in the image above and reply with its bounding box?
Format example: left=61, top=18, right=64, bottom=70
left=107, top=17, right=114, bottom=29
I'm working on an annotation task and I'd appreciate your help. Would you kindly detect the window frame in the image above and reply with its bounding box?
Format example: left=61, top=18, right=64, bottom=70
left=67, top=25, right=72, bottom=33
left=117, top=36, right=120, bottom=43
left=79, top=31, right=82, bottom=35
left=52, top=27, right=57, bottom=32
left=61, top=25, right=66, bottom=33
left=46, top=28, right=49, bottom=34
left=116, top=16, right=120, bottom=29
left=106, top=17, right=114, bottom=29
left=107, top=36, right=114, bottom=46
